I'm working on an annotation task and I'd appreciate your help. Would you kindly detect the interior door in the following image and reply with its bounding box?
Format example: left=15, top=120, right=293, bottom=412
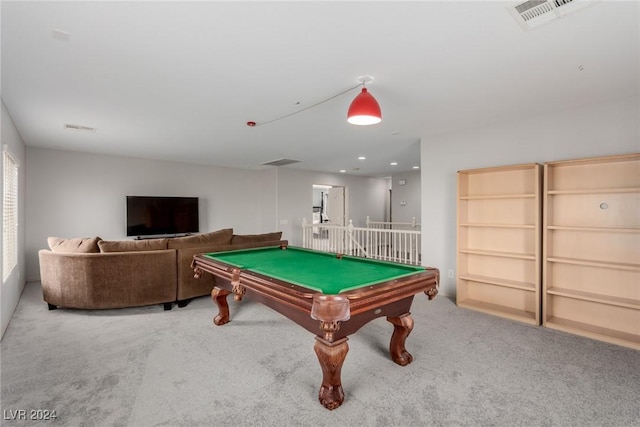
left=327, top=186, right=345, bottom=226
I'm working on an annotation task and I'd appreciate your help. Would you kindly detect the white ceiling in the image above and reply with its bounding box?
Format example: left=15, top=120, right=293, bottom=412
left=2, top=1, right=639, bottom=177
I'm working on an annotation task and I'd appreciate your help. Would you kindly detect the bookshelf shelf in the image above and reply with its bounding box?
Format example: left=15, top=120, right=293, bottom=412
left=457, top=163, right=542, bottom=325
left=543, top=153, right=640, bottom=349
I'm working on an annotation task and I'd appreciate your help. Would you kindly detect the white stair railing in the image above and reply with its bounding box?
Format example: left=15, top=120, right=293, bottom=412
left=366, top=216, right=421, bottom=230
left=302, top=218, right=421, bottom=265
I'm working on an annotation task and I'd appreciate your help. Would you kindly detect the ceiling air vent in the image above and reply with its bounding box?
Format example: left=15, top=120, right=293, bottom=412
left=261, top=158, right=302, bottom=167
left=508, top=0, right=598, bottom=31
left=64, top=123, right=97, bottom=133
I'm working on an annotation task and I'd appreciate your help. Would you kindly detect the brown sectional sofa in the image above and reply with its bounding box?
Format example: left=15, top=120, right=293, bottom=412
left=38, top=229, right=286, bottom=311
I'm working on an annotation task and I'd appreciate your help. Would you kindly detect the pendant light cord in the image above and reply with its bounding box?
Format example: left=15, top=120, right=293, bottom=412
left=251, top=83, right=363, bottom=127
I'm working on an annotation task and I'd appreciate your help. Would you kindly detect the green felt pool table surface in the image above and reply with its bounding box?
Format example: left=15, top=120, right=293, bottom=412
left=193, top=245, right=440, bottom=410
left=202, top=246, right=425, bottom=294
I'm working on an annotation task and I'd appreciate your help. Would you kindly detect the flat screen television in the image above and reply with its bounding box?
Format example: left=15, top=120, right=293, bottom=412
left=126, top=196, right=199, bottom=237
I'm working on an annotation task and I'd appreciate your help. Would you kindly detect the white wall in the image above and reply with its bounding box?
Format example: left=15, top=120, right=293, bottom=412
left=25, top=148, right=271, bottom=280
left=421, top=96, right=640, bottom=297
left=390, top=170, right=420, bottom=224
left=1, top=101, right=27, bottom=339
left=25, top=149, right=389, bottom=280
left=259, top=167, right=278, bottom=232
left=274, top=168, right=388, bottom=246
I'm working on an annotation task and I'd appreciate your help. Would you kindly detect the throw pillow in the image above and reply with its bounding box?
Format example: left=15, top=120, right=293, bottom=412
left=48, top=236, right=102, bottom=253
left=231, top=231, right=283, bottom=245
left=167, top=228, right=234, bottom=249
left=98, top=238, right=169, bottom=252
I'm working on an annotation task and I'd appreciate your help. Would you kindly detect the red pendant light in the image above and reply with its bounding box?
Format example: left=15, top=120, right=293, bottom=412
left=347, top=87, right=382, bottom=126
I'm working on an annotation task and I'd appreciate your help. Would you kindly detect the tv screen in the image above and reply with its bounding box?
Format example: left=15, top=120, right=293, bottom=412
left=126, top=196, right=199, bottom=237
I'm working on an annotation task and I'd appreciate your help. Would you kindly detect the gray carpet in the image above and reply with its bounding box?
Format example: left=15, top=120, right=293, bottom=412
left=1, top=282, right=639, bottom=427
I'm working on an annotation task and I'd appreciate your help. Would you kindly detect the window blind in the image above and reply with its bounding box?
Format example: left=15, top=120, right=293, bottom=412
left=3, top=149, right=18, bottom=281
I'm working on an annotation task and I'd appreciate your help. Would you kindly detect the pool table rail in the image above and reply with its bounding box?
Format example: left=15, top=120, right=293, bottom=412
left=191, top=248, right=440, bottom=411
left=192, top=256, right=439, bottom=340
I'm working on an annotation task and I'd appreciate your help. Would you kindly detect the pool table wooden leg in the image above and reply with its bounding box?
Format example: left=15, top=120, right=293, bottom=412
left=387, top=313, right=414, bottom=366
left=314, top=337, right=349, bottom=410
left=211, top=287, right=231, bottom=325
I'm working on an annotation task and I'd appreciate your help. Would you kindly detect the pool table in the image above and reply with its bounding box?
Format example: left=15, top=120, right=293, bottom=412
left=191, top=245, right=439, bottom=410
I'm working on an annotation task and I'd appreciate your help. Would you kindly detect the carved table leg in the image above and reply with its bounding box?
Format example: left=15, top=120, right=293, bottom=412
left=211, top=287, right=231, bottom=325
left=387, top=313, right=415, bottom=366
left=314, top=337, right=349, bottom=410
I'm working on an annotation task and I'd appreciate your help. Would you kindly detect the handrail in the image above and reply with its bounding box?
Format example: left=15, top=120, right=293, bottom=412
left=302, top=218, right=421, bottom=265
left=366, top=216, right=421, bottom=230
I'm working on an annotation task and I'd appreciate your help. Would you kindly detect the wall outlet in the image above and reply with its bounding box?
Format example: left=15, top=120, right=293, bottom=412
left=448, top=269, right=454, bottom=278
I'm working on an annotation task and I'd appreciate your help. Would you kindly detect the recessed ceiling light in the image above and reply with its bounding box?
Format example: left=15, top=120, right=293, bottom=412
left=340, top=170, right=346, bottom=173
left=413, top=166, right=420, bottom=169
left=358, top=156, right=366, bottom=160
left=390, top=162, right=398, bottom=166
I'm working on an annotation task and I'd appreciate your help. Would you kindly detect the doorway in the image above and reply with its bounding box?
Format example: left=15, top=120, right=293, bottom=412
left=312, top=185, right=346, bottom=227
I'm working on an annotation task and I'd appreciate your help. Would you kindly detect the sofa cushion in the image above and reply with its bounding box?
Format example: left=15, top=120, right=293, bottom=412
left=48, top=236, right=102, bottom=253
left=231, top=231, right=283, bottom=245
left=167, top=228, right=233, bottom=249
left=98, top=238, right=169, bottom=252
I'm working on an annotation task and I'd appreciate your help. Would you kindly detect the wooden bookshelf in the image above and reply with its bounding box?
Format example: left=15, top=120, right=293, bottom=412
left=457, top=163, right=542, bottom=325
left=543, top=153, right=640, bottom=349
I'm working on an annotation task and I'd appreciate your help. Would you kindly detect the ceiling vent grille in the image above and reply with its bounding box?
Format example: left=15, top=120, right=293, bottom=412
left=508, top=0, right=598, bottom=31
left=64, top=123, right=97, bottom=133
left=261, top=158, right=302, bottom=167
